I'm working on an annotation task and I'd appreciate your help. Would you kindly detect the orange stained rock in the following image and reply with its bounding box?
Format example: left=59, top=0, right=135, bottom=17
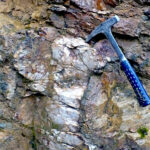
left=101, top=72, right=117, bottom=100
left=104, top=0, right=117, bottom=6
left=64, top=0, right=70, bottom=6
left=97, top=0, right=106, bottom=10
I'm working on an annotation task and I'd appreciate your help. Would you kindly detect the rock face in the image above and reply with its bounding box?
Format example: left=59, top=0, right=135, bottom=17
left=135, top=0, right=150, bottom=4
left=113, top=17, right=140, bottom=37
left=14, top=32, right=52, bottom=95
left=0, top=0, right=150, bottom=150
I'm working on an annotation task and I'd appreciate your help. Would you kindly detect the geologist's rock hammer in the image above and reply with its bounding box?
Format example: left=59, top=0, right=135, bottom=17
left=86, top=16, right=150, bottom=107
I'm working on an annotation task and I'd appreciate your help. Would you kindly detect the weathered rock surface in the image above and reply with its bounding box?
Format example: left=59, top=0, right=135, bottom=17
left=71, top=0, right=118, bottom=11
left=135, top=0, right=150, bottom=4
left=113, top=17, right=141, bottom=37
left=14, top=32, right=52, bottom=95
left=0, top=0, right=150, bottom=150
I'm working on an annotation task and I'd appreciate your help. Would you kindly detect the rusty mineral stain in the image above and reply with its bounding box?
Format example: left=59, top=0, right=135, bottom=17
left=97, top=0, right=106, bottom=10
left=98, top=73, right=122, bottom=132
left=98, top=99, right=122, bottom=132
left=101, top=73, right=116, bottom=98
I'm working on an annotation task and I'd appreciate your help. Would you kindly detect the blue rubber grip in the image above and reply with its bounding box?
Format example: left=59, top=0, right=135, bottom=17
left=121, top=60, right=150, bottom=107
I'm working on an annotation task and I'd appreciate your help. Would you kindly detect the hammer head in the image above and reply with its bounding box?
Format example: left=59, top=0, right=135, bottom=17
left=86, top=16, right=120, bottom=43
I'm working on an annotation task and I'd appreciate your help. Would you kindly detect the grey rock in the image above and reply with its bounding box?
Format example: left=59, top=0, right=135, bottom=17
left=57, top=132, right=83, bottom=146
left=144, top=8, right=150, bottom=19
left=0, top=120, right=33, bottom=150
left=52, top=130, right=83, bottom=146
left=49, top=0, right=64, bottom=4
left=50, top=5, right=67, bottom=12
left=53, top=93, right=80, bottom=109
left=71, top=0, right=96, bottom=11
left=47, top=101, right=80, bottom=132
left=50, top=13, right=65, bottom=29
left=43, top=140, right=74, bottom=150
left=0, top=67, right=16, bottom=100
left=135, top=0, right=150, bottom=4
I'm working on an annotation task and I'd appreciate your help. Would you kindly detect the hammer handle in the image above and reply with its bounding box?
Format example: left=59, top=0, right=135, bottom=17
left=121, top=59, right=150, bottom=106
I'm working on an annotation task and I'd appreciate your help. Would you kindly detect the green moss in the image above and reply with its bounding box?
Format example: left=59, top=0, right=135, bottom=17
left=25, top=25, right=31, bottom=30
left=137, top=126, right=149, bottom=139
left=30, top=127, right=37, bottom=150
left=51, top=122, right=60, bottom=130
left=30, top=121, right=37, bottom=150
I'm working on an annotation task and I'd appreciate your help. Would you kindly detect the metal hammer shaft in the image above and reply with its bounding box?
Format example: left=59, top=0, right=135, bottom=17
left=106, top=28, right=150, bottom=107
left=86, top=16, right=150, bottom=107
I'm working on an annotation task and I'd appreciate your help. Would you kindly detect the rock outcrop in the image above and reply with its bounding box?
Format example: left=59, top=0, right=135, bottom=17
left=0, top=0, right=150, bottom=150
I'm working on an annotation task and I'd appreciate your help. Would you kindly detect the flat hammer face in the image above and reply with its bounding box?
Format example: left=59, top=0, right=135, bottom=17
left=86, top=15, right=120, bottom=43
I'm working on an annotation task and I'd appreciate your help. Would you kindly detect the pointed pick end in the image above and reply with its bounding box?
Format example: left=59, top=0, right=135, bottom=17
left=85, top=35, right=92, bottom=43
left=85, top=38, right=89, bottom=43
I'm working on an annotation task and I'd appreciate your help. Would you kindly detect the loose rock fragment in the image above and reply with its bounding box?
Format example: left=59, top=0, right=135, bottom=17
left=50, top=5, right=67, bottom=12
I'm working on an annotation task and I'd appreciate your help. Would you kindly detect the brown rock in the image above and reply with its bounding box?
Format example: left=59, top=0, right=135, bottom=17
left=13, top=0, right=34, bottom=12
left=0, top=122, right=33, bottom=150
left=71, top=0, right=118, bottom=11
left=71, top=0, right=97, bottom=11
left=113, top=17, right=140, bottom=37
left=104, top=0, right=118, bottom=6
left=12, top=10, right=24, bottom=19
left=0, top=0, right=14, bottom=13
left=0, top=14, right=25, bottom=34
left=31, top=6, right=48, bottom=20
left=97, top=0, right=106, bottom=10
left=15, top=97, right=34, bottom=126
